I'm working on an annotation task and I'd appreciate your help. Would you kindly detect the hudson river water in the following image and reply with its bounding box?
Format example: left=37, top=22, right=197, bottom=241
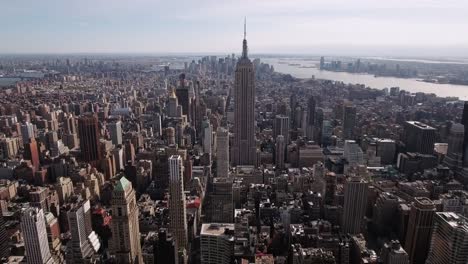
left=263, top=58, right=468, bottom=100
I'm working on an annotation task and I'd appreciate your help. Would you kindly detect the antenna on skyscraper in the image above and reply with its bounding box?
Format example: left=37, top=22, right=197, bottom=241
left=244, top=17, right=246, bottom=40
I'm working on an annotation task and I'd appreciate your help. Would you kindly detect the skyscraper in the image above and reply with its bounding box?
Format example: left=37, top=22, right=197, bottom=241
left=404, top=197, right=435, bottom=264
left=21, top=208, right=54, bottom=264
left=462, top=102, right=468, bottom=166
left=21, top=122, right=34, bottom=143
left=203, top=117, right=213, bottom=155
left=109, top=121, right=123, bottom=146
left=275, top=135, right=285, bottom=170
left=110, top=176, right=143, bottom=263
left=200, top=223, right=235, bottom=264
left=0, top=207, right=9, bottom=260
left=306, top=96, right=316, bottom=139
left=154, top=229, right=178, bottom=264
left=342, top=175, right=368, bottom=234
left=153, top=113, right=162, bottom=137
left=426, top=212, right=468, bottom=264
left=403, top=121, right=436, bottom=154
left=169, top=155, right=188, bottom=250
left=380, top=240, right=409, bottom=264
left=343, top=140, right=364, bottom=165
left=176, top=73, right=191, bottom=121
left=343, top=104, right=356, bottom=140
left=443, top=123, right=464, bottom=169
left=216, top=127, right=229, bottom=178
left=168, top=88, right=180, bottom=118
left=209, top=178, right=234, bottom=223
left=67, top=199, right=100, bottom=263
left=290, top=93, right=297, bottom=128
left=24, top=138, right=40, bottom=172
left=274, top=115, right=290, bottom=146
left=64, top=114, right=77, bottom=134
left=78, top=114, right=102, bottom=164
left=232, top=20, right=256, bottom=166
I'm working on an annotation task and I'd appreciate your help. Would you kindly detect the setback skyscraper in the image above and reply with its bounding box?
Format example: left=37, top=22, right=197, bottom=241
left=176, top=73, right=191, bottom=121
left=169, top=155, right=188, bottom=250
left=21, top=208, right=54, bottom=264
left=274, top=114, right=290, bottom=146
left=110, top=176, right=143, bottom=263
left=232, top=20, right=256, bottom=166
left=67, top=199, right=100, bottom=263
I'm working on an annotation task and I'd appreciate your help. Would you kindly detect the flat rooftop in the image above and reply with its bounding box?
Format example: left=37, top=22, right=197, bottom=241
left=201, top=223, right=235, bottom=237
left=406, top=121, right=435, bottom=130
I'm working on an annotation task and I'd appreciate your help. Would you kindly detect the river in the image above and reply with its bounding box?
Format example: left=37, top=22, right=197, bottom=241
left=262, top=58, right=468, bottom=100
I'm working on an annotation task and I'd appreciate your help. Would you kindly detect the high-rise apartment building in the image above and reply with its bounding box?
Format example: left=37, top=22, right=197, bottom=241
left=342, top=175, right=368, bottom=234
left=21, top=208, right=54, bottom=264
left=426, top=212, right=468, bottom=264
left=404, top=197, right=435, bottom=264
left=216, top=127, right=229, bottom=178
left=78, top=114, right=102, bottom=164
left=232, top=21, right=256, bottom=166
left=110, top=177, right=143, bottom=263
left=169, top=155, right=188, bottom=250
left=200, top=223, right=235, bottom=264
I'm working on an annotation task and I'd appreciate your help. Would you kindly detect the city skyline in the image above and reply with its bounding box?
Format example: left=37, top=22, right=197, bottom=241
left=2, top=2, right=468, bottom=263
left=2, top=0, right=468, bottom=56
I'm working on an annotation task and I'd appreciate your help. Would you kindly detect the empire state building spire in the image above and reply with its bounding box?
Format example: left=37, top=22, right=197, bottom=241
left=242, top=17, right=248, bottom=58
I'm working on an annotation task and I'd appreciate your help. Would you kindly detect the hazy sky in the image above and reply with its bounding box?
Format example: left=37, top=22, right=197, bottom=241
left=2, top=0, right=468, bottom=56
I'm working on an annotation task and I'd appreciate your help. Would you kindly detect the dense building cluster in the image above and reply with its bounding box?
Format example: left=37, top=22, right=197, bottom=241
left=1, top=28, right=468, bottom=264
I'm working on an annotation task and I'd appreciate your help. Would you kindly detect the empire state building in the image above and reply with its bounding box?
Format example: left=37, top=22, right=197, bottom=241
left=232, top=20, right=257, bottom=166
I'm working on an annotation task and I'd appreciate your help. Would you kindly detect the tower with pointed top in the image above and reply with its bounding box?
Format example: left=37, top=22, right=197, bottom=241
left=110, top=176, right=143, bottom=263
left=232, top=19, right=257, bottom=166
